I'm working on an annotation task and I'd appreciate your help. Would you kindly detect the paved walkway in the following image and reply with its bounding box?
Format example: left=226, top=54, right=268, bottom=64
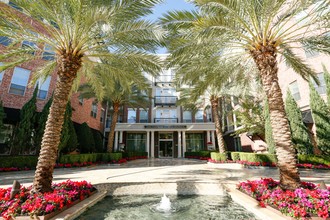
left=0, top=158, right=329, bottom=189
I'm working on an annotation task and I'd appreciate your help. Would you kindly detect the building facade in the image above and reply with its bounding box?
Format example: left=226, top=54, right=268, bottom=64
left=104, top=55, right=217, bottom=158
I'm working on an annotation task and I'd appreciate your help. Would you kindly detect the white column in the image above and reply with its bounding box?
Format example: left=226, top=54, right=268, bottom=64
left=146, top=131, right=150, bottom=157
left=119, top=131, right=123, bottom=144
left=114, top=131, right=119, bottom=151
left=178, top=131, right=182, bottom=158
left=151, top=131, right=155, bottom=158
left=182, top=131, right=186, bottom=156
left=212, top=131, right=216, bottom=149
left=207, top=131, right=211, bottom=143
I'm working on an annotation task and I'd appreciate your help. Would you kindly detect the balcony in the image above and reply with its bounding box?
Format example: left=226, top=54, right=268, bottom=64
left=154, top=118, right=178, bottom=123
left=154, top=96, right=177, bottom=106
left=155, top=75, right=174, bottom=86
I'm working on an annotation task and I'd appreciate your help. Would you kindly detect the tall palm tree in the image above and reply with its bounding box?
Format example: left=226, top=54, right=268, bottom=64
left=0, top=0, right=163, bottom=192
left=161, top=0, right=329, bottom=189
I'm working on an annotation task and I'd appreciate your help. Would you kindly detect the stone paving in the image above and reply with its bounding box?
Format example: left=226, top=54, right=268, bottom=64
left=0, top=158, right=329, bottom=189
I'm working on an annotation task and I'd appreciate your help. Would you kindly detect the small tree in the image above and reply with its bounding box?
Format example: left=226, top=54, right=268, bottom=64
left=93, top=130, right=104, bottom=153
left=0, top=101, right=5, bottom=132
left=64, top=121, right=78, bottom=153
left=285, top=91, right=313, bottom=154
left=13, top=87, right=38, bottom=154
left=35, top=97, right=53, bottom=151
left=309, top=83, right=330, bottom=155
left=76, top=122, right=95, bottom=153
left=58, top=102, right=72, bottom=153
left=264, top=99, right=275, bottom=154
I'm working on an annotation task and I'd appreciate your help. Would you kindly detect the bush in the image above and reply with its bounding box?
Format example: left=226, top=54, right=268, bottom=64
left=298, top=154, right=330, bottom=166
left=239, top=152, right=277, bottom=163
left=59, top=153, right=122, bottom=164
left=93, top=131, right=104, bottom=153
left=0, top=156, right=38, bottom=169
left=76, top=122, right=95, bottom=153
left=122, top=151, right=148, bottom=159
left=184, top=151, right=213, bottom=159
left=210, top=152, right=227, bottom=162
left=231, top=152, right=240, bottom=161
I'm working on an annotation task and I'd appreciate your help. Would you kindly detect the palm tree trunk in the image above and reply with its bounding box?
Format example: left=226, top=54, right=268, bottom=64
left=32, top=54, right=81, bottom=193
left=251, top=45, right=300, bottom=190
left=211, top=96, right=227, bottom=155
left=107, top=102, right=120, bottom=152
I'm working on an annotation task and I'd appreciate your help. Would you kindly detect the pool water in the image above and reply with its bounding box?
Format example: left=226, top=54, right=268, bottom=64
left=76, top=194, right=259, bottom=220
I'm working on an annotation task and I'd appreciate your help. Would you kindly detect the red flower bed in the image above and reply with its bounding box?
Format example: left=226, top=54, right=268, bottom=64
left=237, top=178, right=330, bottom=219
left=237, top=160, right=277, bottom=167
left=207, top=158, right=235, bottom=163
left=0, top=180, right=95, bottom=220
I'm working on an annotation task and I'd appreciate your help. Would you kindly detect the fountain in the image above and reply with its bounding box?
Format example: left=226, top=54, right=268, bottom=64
left=75, top=194, right=259, bottom=220
left=155, top=194, right=172, bottom=212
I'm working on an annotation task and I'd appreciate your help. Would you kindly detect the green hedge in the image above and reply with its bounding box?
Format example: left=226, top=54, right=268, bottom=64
left=0, top=156, right=38, bottom=169
left=185, top=151, right=214, bottom=158
left=230, top=152, right=240, bottom=161
left=239, top=152, right=277, bottom=163
left=210, top=152, right=227, bottom=162
left=298, top=154, right=330, bottom=166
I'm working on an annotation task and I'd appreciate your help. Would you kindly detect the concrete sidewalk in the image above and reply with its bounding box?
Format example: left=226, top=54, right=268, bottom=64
left=0, top=158, right=329, bottom=189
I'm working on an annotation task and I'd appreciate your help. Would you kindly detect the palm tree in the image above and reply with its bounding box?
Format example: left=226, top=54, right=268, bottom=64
left=0, top=0, right=163, bottom=192
left=161, top=0, right=329, bottom=189
left=79, top=72, right=151, bottom=153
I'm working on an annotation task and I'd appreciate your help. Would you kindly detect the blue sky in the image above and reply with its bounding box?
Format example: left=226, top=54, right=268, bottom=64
left=146, top=0, right=195, bottom=53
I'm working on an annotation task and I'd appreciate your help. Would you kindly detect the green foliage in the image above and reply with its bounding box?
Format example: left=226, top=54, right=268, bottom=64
left=65, top=121, right=78, bottom=153
left=230, top=152, right=240, bottom=161
left=93, top=130, right=104, bottom=153
left=239, top=152, right=277, bottom=163
left=298, top=154, right=330, bottom=166
left=13, top=87, right=38, bottom=153
left=285, top=91, right=313, bottom=154
left=35, top=97, right=52, bottom=150
left=210, top=152, right=227, bottom=162
left=309, top=83, right=330, bottom=155
left=0, top=156, right=38, bottom=169
left=122, top=151, right=148, bottom=158
left=264, top=99, right=275, bottom=154
left=0, top=101, right=5, bottom=135
left=184, top=151, right=212, bottom=158
left=76, top=122, right=95, bottom=153
left=233, top=97, right=265, bottom=137
left=324, top=65, right=330, bottom=105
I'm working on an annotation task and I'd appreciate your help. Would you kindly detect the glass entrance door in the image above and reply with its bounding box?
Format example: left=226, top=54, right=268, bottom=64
left=159, top=141, right=173, bottom=157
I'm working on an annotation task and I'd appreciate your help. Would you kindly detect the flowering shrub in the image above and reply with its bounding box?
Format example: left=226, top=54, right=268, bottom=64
left=237, top=178, right=330, bottom=219
left=0, top=180, right=95, bottom=220
left=237, top=160, right=277, bottom=167
left=185, top=155, right=210, bottom=160
left=207, top=158, right=235, bottom=163
left=297, top=163, right=330, bottom=170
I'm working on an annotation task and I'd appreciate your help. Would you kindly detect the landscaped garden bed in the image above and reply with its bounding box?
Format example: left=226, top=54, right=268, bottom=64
left=237, top=178, right=330, bottom=219
left=0, top=180, right=96, bottom=220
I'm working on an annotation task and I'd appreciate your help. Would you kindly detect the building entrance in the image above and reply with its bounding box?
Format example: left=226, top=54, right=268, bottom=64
left=159, top=141, right=172, bottom=157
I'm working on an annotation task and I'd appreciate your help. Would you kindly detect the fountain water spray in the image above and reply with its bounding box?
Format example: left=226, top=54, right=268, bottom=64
left=157, top=194, right=171, bottom=212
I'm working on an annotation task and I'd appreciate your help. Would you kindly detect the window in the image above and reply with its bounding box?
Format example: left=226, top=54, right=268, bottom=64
left=312, top=73, right=326, bottom=94
left=127, top=108, right=137, bottom=123
left=0, top=36, right=12, bottom=46
left=226, top=112, right=235, bottom=131
left=195, top=110, right=204, bottom=123
left=186, top=133, right=204, bottom=152
left=8, top=1, right=22, bottom=11
left=139, top=109, right=148, bottom=123
left=126, top=133, right=146, bottom=152
left=106, top=116, right=111, bottom=128
left=36, top=76, right=51, bottom=99
left=100, top=109, right=105, bottom=123
left=155, top=109, right=177, bottom=123
left=42, top=44, right=55, bottom=60
left=22, top=32, right=38, bottom=55
left=91, top=102, right=97, bottom=118
left=289, top=81, right=301, bottom=101
left=9, top=67, right=30, bottom=95
left=183, top=111, right=192, bottom=123
left=0, top=62, right=4, bottom=84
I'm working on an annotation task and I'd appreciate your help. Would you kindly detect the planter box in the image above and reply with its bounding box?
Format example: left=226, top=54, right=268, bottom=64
left=0, top=190, right=97, bottom=220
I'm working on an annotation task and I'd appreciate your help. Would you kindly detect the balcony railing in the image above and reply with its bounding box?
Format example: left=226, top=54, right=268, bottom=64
left=154, top=118, right=178, bottom=123
left=154, top=96, right=177, bottom=106
left=155, top=75, right=174, bottom=83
